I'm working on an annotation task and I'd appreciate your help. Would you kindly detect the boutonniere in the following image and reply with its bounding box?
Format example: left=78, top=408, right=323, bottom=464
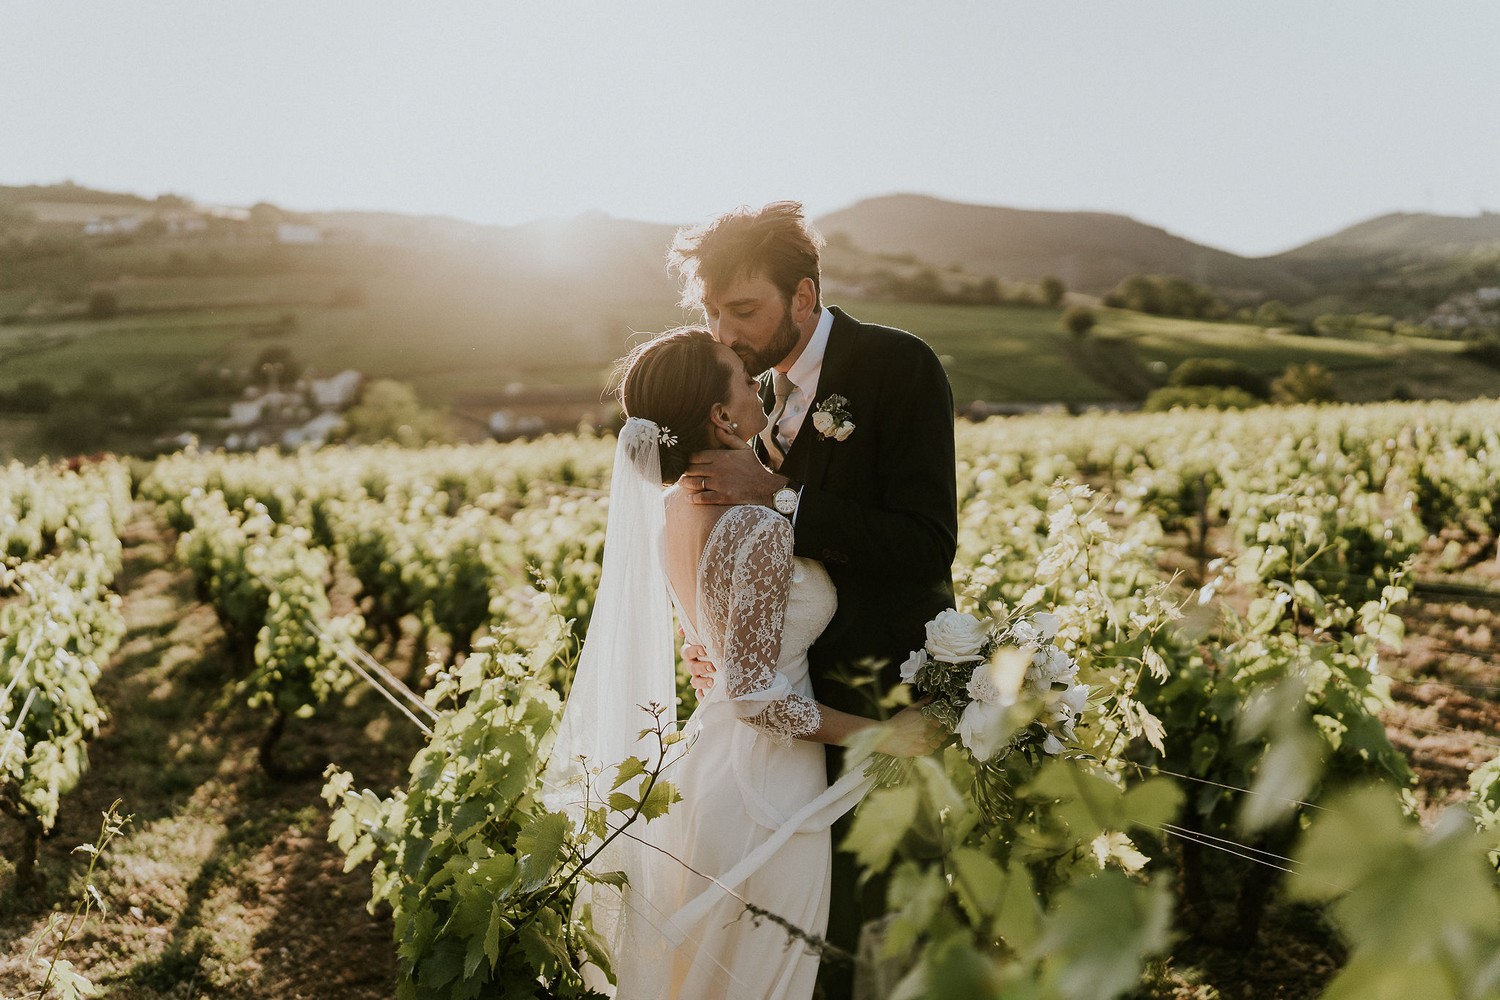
left=811, top=394, right=855, bottom=442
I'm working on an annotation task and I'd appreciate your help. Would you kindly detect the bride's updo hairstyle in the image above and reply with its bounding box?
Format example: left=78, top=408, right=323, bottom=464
left=615, top=327, right=734, bottom=484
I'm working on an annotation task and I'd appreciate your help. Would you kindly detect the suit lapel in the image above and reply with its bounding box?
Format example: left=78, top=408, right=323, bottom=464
left=785, top=307, right=858, bottom=488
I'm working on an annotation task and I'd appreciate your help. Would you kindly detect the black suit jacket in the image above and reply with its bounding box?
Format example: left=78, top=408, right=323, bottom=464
left=765, top=306, right=958, bottom=720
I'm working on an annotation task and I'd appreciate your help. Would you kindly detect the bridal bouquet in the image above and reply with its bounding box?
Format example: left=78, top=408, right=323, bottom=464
left=898, top=607, right=1089, bottom=763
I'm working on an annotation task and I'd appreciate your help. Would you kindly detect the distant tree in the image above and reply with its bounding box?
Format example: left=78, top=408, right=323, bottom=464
left=972, top=276, right=1003, bottom=305
left=902, top=268, right=945, bottom=303
left=1255, top=300, right=1293, bottom=325
left=1104, top=274, right=1225, bottom=319
left=1462, top=336, right=1500, bottom=369
left=86, top=289, right=119, bottom=320
left=1142, top=385, right=1263, bottom=413
left=255, top=347, right=302, bottom=386
left=1061, top=306, right=1097, bottom=338
left=1040, top=275, right=1066, bottom=307
left=184, top=367, right=245, bottom=400
left=7, top=379, right=57, bottom=414
left=248, top=202, right=285, bottom=226
left=1168, top=358, right=1271, bottom=399
left=1270, top=362, right=1338, bottom=404
left=340, top=379, right=452, bottom=447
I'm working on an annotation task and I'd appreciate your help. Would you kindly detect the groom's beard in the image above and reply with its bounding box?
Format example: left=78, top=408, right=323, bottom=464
left=734, top=304, right=801, bottom=377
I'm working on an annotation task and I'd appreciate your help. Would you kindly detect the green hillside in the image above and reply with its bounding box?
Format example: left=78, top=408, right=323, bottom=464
left=815, top=194, right=1313, bottom=299
left=2, top=182, right=1498, bottom=460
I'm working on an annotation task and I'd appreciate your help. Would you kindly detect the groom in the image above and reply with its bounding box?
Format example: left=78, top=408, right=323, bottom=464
left=673, top=201, right=958, bottom=1000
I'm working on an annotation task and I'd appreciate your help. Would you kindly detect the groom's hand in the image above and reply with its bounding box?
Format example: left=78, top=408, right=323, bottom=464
left=683, top=641, right=716, bottom=698
left=682, top=449, right=786, bottom=507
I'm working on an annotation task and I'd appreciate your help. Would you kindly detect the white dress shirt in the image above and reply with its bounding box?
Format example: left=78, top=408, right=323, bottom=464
left=774, top=306, right=834, bottom=450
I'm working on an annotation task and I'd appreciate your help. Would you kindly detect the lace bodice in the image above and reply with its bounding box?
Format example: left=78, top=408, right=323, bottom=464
left=685, top=504, right=836, bottom=745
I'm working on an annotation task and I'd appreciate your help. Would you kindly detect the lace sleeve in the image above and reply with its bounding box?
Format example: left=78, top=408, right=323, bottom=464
left=702, top=506, right=821, bottom=745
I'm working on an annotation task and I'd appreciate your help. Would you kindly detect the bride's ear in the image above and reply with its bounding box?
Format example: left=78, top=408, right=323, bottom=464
left=707, top=404, right=742, bottom=449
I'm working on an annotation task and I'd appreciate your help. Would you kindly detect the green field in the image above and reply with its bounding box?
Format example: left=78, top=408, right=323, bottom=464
left=0, top=256, right=1495, bottom=438
left=849, top=300, right=1497, bottom=405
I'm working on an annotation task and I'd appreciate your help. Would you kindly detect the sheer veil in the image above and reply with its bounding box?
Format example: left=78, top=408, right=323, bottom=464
left=540, top=416, right=680, bottom=993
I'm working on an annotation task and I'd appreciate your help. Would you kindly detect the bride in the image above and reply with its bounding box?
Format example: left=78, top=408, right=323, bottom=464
left=544, top=327, right=940, bottom=1000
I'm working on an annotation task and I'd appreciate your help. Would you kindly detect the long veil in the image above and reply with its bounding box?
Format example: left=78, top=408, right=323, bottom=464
left=540, top=416, right=680, bottom=994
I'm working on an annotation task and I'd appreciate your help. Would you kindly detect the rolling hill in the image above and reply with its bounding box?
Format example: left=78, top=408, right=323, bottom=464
left=1275, top=211, right=1500, bottom=264
left=813, top=194, right=1314, bottom=300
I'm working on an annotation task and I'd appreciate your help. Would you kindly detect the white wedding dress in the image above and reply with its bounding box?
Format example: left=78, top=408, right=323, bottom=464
left=614, top=503, right=871, bottom=1000
left=543, top=422, right=871, bottom=1000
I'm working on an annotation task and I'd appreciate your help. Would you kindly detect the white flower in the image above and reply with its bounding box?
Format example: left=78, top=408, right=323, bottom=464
left=1010, top=618, right=1039, bottom=646
left=925, top=610, right=990, bottom=664
left=966, top=648, right=1028, bottom=706
left=1011, top=611, right=1061, bottom=647
left=899, top=647, right=928, bottom=684
left=966, top=663, right=1001, bottom=705
left=1060, top=683, right=1090, bottom=715
left=1041, top=732, right=1066, bottom=756
left=957, top=699, right=1012, bottom=761
left=811, top=411, right=836, bottom=436
left=833, top=422, right=854, bottom=442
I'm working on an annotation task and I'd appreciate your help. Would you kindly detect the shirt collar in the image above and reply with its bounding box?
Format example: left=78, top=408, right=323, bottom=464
left=784, top=306, right=833, bottom=390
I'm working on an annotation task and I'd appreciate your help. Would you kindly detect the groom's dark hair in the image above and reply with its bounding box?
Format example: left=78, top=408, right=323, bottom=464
left=668, top=201, right=824, bottom=310
left=615, top=327, right=732, bottom=483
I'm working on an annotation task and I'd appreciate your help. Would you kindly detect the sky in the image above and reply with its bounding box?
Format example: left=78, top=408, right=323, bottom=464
left=3, top=1, right=1497, bottom=257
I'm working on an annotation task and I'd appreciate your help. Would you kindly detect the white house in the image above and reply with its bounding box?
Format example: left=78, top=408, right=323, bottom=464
left=276, top=223, right=322, bottom=244
left=282, top=412, right=345, bottom=448
left=309, top=370, right=363, bottom=409
left=83, top=215, right=143, bottom=236
left=227, top=389, right=298, bottom=427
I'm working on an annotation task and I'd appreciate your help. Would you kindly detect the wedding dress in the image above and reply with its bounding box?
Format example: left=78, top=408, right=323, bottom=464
left=643, top=502, right=847, bottom=999
left=544, top=421, right=871, bottom=1000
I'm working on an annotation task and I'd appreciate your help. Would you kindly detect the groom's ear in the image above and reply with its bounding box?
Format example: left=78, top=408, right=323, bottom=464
left=791, top=277, right=818, bottom=325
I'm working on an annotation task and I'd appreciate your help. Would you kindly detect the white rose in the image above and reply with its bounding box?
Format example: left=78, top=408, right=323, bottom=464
left=812, top=411, right=836, bottom=435
left=1046, top=646, right=1077, bottom=684
left=899, top=647, right=928, bottom=685
left=957, top=699, right=1012, bottom=761
left=925, top=610, right=989, bottom=664
left=1031, top=612, right=1060, bottom=642
left=1010, top=619, right=1039, bottom=646
left=1060, top=683, right=1089, bottom=715
left=833, top=422, right=854, bottom=441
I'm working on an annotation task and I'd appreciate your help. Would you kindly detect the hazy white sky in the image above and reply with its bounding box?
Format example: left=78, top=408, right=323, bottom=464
left=3, top=1, right=1496, bottom=256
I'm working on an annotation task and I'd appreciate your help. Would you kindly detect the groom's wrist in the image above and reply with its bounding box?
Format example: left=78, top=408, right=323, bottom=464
left=771, top=477, right=801, bottom=519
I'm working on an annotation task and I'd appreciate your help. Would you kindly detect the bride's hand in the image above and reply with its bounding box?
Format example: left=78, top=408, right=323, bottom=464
left=874, top=704, right=948, bottom=758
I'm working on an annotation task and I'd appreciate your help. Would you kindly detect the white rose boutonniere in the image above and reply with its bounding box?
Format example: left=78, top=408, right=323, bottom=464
left=812, top=394, right=854, bottom=442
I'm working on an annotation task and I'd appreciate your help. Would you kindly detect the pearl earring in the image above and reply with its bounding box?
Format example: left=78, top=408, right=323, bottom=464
left=730, top=421, right=739, bottom=431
